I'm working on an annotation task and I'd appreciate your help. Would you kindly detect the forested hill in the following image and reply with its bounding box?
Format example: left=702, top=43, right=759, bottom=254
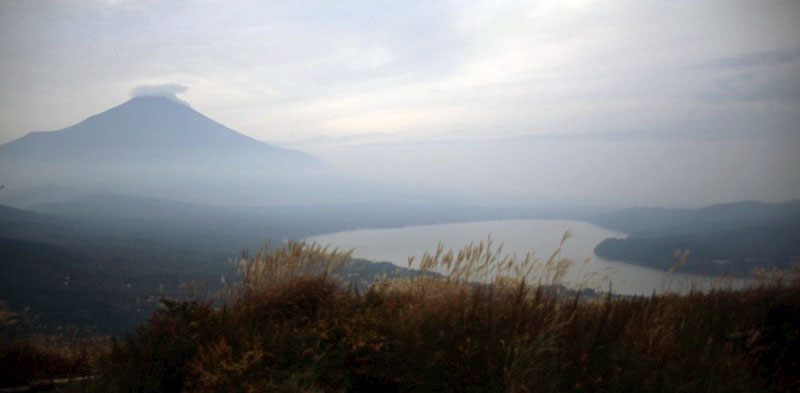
left=591, top=200, right=800, bottom=275
left=0, top=196, right=547, bottom=335
left=588, top=199, right=800, bottom=236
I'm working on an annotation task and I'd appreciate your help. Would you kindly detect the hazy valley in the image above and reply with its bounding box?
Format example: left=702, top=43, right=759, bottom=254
left=2, top=2, right=799, bottom=390
left=1, top=96, right=797, bottom=337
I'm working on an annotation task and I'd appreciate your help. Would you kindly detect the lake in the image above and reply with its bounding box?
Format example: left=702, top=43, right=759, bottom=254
left=307, top=219, right=744, bottom=295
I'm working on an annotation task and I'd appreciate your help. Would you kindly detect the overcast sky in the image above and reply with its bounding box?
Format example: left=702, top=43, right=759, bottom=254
left=1, top=0, right=798, bottom=207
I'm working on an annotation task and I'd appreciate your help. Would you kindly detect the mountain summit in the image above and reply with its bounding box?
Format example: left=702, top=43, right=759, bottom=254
left=0, top=96, right=318, bottom=165
left=0, top=96, right=341, bottom=206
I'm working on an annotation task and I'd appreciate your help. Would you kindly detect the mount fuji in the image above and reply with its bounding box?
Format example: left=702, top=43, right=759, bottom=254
left=0, top=96, right=365, bottom=206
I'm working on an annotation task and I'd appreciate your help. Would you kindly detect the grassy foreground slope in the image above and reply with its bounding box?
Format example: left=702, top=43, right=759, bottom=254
left=5, top=241, right=796, bottom=393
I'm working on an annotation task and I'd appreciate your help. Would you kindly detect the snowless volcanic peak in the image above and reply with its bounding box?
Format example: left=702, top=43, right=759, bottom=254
left=0, top=95, right=337, bottom=206
left=0, top=95, right=317, bottom=163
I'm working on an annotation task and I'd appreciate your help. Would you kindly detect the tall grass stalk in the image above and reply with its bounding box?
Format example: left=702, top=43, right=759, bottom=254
left=233, top=240, right=352, bottom=298
left=87, top=240, right=800, bottom=392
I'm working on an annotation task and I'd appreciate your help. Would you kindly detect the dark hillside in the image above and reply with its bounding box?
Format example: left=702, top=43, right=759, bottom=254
left=1, top=201, right=467, bottom=335
left=590, top=200, right=800, bottom=274
left=589, top=199, right=800, bottom=236
left=595, top=222, right=800, bottom=274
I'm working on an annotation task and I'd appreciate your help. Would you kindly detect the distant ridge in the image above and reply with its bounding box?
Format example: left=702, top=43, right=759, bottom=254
left=588, top=199, right=800, bottom=236
left=590, top=199, right=800, bottom=274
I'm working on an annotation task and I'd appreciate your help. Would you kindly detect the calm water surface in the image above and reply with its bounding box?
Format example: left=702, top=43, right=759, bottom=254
left=308, top=219, right=742, bottom=295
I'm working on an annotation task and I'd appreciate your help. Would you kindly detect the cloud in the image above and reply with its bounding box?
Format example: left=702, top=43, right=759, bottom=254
left=130, top=83, right=189, bottom=101
left=696, top=50, right=800, bottom=103
left=705, top=50, right=800, bottom=68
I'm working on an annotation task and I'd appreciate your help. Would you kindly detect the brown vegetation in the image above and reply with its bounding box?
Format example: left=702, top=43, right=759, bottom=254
left=3, top=240, right=799, bottom=392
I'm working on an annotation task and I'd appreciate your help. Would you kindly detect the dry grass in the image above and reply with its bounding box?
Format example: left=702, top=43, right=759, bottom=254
left=13, top=239, right=799, bottom=392
left=235, top=241, right=352, bottom=294
left=410, top=233, right=574, bottom=286
left=0, top=333, right=108, bottom=390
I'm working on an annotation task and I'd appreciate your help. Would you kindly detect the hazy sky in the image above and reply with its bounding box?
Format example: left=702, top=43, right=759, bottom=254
left=1, top=0, right=799, bottom=207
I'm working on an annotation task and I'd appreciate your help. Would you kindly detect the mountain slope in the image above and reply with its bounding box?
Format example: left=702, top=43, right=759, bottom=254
left=0, top=96, right=365, bottom=206
left=0, top=202, right=450, bottom=335
left=0, top=96, right=317, bottom=165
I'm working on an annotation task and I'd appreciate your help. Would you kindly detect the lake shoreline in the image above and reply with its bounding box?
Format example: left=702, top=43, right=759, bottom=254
left=307, top=218, right=753, bottom=296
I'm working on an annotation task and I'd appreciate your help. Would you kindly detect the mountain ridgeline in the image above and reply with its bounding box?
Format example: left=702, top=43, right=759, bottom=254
left=591, top=200, right=800, bottom=274
left=0, top=96, right=318, bottom=164
left=0, top=96, right=377, bottom=207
